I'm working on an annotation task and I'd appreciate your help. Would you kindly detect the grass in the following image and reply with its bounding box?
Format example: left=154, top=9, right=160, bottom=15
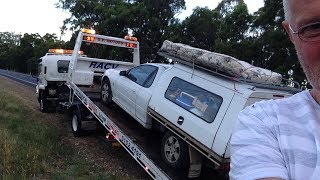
left=0, top=91, right=118, bottom=180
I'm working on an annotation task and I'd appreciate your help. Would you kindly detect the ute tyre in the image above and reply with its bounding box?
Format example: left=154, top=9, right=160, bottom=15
left=39, top=91, right=48, bottom=113
left=71, top=110, right=82, bottom=137
left=101, top=78, right=112, bottom=105
left=161, top=131, right=189, bottom=168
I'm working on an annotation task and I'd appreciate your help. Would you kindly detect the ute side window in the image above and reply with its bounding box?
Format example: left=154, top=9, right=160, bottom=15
left=57, top=60, right=69, bottom=73
left=165, top=77, right=223, bottom=123
left=126, top=65, right=158, bottom=87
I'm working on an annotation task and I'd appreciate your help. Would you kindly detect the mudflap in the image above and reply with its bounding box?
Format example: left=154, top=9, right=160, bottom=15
left=188, top=145, right=203, bottom=178
left=76, top=104, right=97, bottom=131
left=81, top=117, right=97, bottom=131
left=58, top=102, right=72, bottom=114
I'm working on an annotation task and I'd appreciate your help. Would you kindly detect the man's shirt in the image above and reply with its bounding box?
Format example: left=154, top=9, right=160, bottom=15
left=230, top=90, right=320, bottom=180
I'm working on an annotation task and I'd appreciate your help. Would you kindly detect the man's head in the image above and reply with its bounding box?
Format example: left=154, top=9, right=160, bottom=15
left=282, top=0, right=320, bottom=91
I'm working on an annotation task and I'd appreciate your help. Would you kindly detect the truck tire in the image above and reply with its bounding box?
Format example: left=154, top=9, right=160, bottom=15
left=101, top=78, right=112, bottom=105
left=161, top=131, right=189, bottom=168
left=71, top=109, right=82, bottom=137
left=39, top=91, right=48, bottom=113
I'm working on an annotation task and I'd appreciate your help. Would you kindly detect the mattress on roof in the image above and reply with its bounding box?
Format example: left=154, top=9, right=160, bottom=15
left=159, top=40, right=282, bottom=85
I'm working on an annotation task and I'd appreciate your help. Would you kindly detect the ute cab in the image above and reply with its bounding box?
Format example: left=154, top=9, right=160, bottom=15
left=36, top=49, right=84, bottom=112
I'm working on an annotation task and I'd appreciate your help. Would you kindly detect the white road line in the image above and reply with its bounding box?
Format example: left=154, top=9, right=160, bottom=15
left=0, top=72, right=37, bottom=86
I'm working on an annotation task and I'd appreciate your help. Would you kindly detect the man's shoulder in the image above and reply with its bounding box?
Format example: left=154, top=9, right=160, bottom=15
left=230, top=90, right=315, bottom=180
left=246, top=90, right=308, bottom=113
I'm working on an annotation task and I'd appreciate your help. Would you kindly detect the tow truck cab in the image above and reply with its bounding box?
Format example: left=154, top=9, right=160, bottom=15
left=36, top=49, right=82, bottom=112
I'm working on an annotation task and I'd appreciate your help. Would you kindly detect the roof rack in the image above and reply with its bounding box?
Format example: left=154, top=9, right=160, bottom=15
left=158, top=52, right=301, bottom=94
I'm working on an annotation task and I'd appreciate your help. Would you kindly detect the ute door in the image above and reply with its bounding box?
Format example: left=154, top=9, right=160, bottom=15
left=114, top=65, right=158, bottom=118
left=161, top=76, right=234, bottom=149
left=135, top=66, right=159, bottom=125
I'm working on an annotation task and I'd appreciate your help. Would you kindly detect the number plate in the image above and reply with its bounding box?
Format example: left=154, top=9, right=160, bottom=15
left=120, top=135, right=141, bottom=159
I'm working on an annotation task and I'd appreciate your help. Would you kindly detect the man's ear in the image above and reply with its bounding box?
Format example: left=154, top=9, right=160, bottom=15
left=282, top=21, right=294, bottom=43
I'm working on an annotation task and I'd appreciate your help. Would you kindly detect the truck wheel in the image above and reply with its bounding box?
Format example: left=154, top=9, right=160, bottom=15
left=161, top=131, right=189, bottom=168
left=101, top=78, right=112, bottom=105
left=71, top=110, right=82, bottom=137
left=39, top=91, right=48, bottom=113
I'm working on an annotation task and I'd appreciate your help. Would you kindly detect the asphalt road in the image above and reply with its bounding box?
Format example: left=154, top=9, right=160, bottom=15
left=0, top=69, right=37, bottom=87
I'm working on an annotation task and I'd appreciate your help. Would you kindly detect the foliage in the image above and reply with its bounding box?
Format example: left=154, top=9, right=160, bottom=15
left=215, top=0, right=254, bottom=61
left=0, top=0, right=307, bottom=84
left=57, top=0, right=186, bottom=63
left=252, top=0, right=303, bottom=82
left=0, top=90, right=63, bottom=178
left=0, top=32, right=65, bottom=74
left=0, top=90, right=122, bottom=179
left=174, top=7, right=220, bottom=52
left=0, top=32, right=20, bottom=70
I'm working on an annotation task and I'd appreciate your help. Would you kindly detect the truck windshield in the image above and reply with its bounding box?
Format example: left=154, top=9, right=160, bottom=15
left=57, top=60, right=69, bottom=73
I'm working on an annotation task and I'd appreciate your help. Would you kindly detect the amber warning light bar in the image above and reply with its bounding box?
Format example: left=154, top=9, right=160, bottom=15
left=81, top=28, right=96, bottom=42
left=48, top=49, right=84, bottom=55
left=124, top=35, right=138, bottom=48
left=81, top=28, right=96, bottom=34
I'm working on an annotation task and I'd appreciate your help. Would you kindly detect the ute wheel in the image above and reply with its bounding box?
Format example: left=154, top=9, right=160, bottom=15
left=71, top=110, right=82, bottom=137
left=39, top=91, right=48, bottom=113
left=161, top=131, right=189, bottom=168
left=101, top=78, right=112, bottom=105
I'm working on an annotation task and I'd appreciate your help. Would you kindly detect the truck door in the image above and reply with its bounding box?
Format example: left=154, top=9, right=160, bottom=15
left=159, top=76, right=234, bottom=149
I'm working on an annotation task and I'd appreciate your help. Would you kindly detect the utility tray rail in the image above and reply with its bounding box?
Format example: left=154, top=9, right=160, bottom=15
left=158, top=52, right=301, bottom=94
left=68, top=82, right=170, bottom=180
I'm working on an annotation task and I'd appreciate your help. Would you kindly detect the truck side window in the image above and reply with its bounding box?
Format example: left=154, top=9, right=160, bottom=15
left=57, top=60, right=69, bottom=73
left=165, top=77, right=223, bottom=123
left=127, top=65, right=158, bottom=87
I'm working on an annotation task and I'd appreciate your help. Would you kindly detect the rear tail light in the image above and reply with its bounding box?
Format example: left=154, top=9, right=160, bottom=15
left=222, top=162, right=230, bottom=173
left=106, top=133, right=115, bottom=141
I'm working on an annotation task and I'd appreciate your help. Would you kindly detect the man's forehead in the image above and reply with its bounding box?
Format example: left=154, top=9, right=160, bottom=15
left=289, top=0, right=320, bottom=26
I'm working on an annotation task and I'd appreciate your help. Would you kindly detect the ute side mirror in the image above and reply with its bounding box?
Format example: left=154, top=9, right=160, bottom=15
left=119, top=70, right=127, bottom=76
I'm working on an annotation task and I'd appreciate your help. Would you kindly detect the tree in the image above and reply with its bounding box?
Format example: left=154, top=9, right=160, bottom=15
left=57, top=0, right=186, bottom=62
left=253, top=0, right=305, bottom=83
left=0, top=0, right=306, bottom=86
left=0, top=32, right=21, bottom=70
left=216, top=0, right=242, bottom=18
left=175, top=7, right=220, bottom=52
left=214, top=0, right=255, bottom=62
left=0, top=32, right=64, bottom=73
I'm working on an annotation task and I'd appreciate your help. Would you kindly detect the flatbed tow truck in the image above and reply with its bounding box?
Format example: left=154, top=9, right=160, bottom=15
left=62, top=29, right=212, bottom=180
left=38, top=29, right=299, bottom=180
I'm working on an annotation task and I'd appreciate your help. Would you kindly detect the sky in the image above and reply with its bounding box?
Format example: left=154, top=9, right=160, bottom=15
left=0, top=0, right=264, bottom=41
